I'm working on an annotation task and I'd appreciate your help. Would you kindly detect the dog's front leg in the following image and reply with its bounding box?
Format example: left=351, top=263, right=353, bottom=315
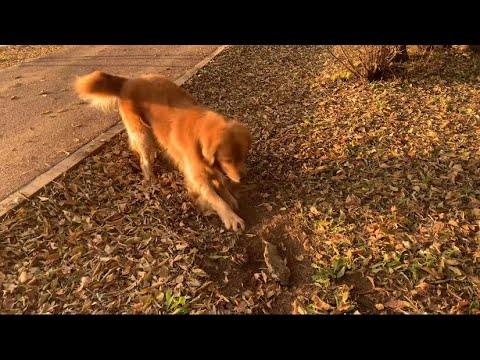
left=210, top=169, right=239, bottom=211
left=185, top=164, right=244, bottom=231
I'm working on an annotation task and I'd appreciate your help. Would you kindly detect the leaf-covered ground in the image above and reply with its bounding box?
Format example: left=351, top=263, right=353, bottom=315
left=1, top=46, right=480, bottom=314
left=0, top=46, right=68, bottom=69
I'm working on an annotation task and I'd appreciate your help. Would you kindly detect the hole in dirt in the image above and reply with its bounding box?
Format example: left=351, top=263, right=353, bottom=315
left=193, top=213, right=316, bottom=314
left=257, top=215, right=314, bottom=288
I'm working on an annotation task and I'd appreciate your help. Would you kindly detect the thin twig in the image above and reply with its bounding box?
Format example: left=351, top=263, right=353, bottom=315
left=327, top=46, right=362, bottom=78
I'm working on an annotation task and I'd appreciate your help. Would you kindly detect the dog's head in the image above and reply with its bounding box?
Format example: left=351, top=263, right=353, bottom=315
left=201, top=120, right=252, bottom=183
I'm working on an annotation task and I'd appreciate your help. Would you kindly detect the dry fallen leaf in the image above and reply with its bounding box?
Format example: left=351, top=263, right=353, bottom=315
left=385, top=299, right=410, bottom=310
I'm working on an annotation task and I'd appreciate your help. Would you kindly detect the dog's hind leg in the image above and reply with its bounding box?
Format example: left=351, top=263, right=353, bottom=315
left=130, top=131, right=156, bottom=181
left=119, top=107, right=156, bottom=181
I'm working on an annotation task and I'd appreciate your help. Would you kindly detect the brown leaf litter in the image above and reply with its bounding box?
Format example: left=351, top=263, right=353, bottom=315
left=1, top=45, right=480, bottom=314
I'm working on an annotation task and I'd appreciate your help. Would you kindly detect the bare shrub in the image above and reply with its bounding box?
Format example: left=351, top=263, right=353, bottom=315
left=328, top=45, right=403, bottom=81
left=416, top=45, right=452, bottom=55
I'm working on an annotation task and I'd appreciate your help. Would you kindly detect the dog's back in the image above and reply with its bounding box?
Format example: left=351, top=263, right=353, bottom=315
left=75, top=70, right=203, bottom=149
left=75, top=71, right=198, bottom=113
left=136, top=74, right=199, bottom=108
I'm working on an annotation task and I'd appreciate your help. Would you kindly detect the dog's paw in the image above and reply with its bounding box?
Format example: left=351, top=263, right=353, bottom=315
left=220, top=211, right=245, bottom=232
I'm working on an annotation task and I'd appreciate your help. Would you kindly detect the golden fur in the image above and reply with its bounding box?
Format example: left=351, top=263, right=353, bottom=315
left=74, top=71, right=251, bottom=231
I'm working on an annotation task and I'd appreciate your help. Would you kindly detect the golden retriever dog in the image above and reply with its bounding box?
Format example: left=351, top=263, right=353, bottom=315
left=74, top=71, right=251, bottom=231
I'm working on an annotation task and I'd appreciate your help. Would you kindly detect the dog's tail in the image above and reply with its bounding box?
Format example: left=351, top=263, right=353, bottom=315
left=74, top=70, right=127, bottom=112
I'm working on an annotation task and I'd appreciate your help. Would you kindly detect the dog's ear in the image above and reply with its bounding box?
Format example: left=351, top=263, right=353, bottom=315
left=199, top=129, right=222, bottom=166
